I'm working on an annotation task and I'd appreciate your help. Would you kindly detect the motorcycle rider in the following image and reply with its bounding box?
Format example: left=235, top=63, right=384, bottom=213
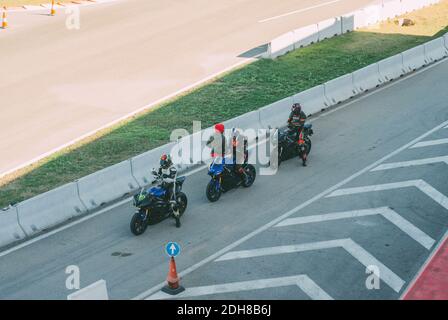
left=287, top=103, right=308, bottom=166
left=206, top=123, right=226, bottom=160
left=229, top=127, right=248, bottom=178
left=153, top=154, right=177, bottom=204
left=153, top=153, right=182, bottom=227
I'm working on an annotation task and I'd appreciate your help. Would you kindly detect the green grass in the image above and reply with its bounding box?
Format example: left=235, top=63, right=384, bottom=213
left=1, top=28, right=447, bottom=208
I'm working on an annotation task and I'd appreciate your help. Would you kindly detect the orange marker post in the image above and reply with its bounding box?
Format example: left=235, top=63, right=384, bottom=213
left=2, top=7, right=8, bottom=29
left=50, top=0, right=56, bottom=16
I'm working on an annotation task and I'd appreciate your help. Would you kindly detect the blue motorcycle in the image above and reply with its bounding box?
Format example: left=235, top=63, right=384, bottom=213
left=206, top=156, right=256, bottom=202
left=130, top=174, right=187, bottom=235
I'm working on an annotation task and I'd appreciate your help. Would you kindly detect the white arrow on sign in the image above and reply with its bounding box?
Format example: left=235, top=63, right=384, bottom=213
left=169, top=243, right=177, bottom=255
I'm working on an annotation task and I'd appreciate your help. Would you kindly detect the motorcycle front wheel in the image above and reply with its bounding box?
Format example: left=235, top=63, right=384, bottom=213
left=130, top=210, right=148, bottom=236
left=206, top=179, right=222, bottom=202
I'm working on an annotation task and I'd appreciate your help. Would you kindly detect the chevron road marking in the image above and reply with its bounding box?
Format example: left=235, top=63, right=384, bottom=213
left=371, top=156, right=448, bottom=171
left=326, top=180, right=448, bottom=211
left=275, top=207, right=435, bottom=250
left=147, top=275, right=333, bottom=300
left=216, top=238, right=405, bottom=292
left=410, top=138, right=448, bottom=149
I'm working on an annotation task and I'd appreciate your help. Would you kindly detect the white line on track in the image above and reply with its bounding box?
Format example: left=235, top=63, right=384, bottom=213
left=371, top=156, right=448, bottom=171
left=410, top=138, right=448, bottom=149
left=134, top=119, right=448, bottom=299
left=216, top=238, right=405, bottom=293
left=258, top=0, right=343, bottom=23
left=326, top=179, right=448, bottom=211
left=275, top=207, right=435, bottom=249
left=147, top=275, right=333, bottom=300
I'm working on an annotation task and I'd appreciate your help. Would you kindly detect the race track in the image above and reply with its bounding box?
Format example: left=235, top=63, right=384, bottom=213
left=0, top=58, right=447, bottom=300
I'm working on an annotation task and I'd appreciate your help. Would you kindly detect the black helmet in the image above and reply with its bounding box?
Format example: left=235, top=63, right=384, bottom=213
left=292, top=103, right=302, bottom=113
left=160, top=154, right=172, bottom=169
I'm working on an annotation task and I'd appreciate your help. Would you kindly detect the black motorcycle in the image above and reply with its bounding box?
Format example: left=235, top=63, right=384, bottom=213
left=130, top=174, right=188, bottom=235
left=206, top=156, right=256, bottom=202
left=270, top=123, right=313, bottom=167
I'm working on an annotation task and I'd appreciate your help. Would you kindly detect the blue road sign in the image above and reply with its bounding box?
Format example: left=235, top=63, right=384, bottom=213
left=165, top=242, right=181, bottom=257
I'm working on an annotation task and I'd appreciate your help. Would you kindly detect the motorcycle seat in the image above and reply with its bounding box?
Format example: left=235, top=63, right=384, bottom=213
left=304, top=123, right=312, bottom=129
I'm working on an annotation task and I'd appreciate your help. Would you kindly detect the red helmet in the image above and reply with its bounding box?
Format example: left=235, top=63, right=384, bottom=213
left=214, top=123, right=225, bottom=134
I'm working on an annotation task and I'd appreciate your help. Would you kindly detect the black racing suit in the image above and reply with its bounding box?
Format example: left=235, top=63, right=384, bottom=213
left=156, top=165, right=177, bottom=202
left=288, top=110, right=308, bottom=164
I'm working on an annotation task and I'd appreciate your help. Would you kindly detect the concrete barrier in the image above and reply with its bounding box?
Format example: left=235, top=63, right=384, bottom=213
left=352, top=63, right=382, bottom=93
left=341, top=10, right=368, bottom=32
left=317, top=18, right=342, bottom=41
left=445, top=32, right=448, bottom=50
left=401, top=0, right=425, bottom=13
left=269, top=31, right=295, bottom=59
left=402, top=45, right=426, bottom=72
left=67, top=280, right=109, bottom=300
left=17, top=182, right=87, bottom=237
left=78, top=160, right=139, bottom=210
left=378, top=54, right=405, bottom=82
left=293, top=85, right=330, bottom=116
left=424, top=37, right=448, bottom=63
left=224, top=111, right=262, bottom=143
left=0, top=206, right=27, bottom=248
left=259, top=97, right=293, bottom=128
left=362, top=4, right=382, bottom=26
left=381, top=0, right=402, bottom=20
left=131, top=143, right=176, bottom=187
left=293, top=24, right=319, bottom=49
left=324, top=74, right=357, bottom=105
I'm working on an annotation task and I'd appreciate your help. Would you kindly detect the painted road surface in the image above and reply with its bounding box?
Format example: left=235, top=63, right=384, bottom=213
left=0, top=59, right=447, bottom=299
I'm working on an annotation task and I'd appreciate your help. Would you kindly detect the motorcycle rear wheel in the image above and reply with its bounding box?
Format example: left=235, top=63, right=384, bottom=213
left=242, top=164, right=256, bottom=187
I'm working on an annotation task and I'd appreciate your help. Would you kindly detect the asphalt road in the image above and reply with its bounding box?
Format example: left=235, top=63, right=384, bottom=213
left=0, top=0, right=375, bottom=177
left=0, top=58, right=447, bottom=300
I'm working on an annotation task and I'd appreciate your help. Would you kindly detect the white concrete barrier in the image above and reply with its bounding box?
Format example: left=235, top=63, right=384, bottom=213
left=362, top=4, right=382, bottom=26
left=293, top=24, right=319, bottom=49
left=401, top=0, right=425, bottom=13
left=131, top=143, right=176, bottom=187
left=378, top=54, right=405, bottom=81
left=317, top=18, right=342, bottom=41
left=352, top=63, right=382, bottom=93
left=0, top=206, right=27, bottom=248
left=445, top=33, right=448, bottom=50
left=17, top=183, right=87, bottom=236
left=341, top=10, right=368, bottom=32
left=324, top=74, right=357, bottom=105
left=67, top=280, right=109, bottom=300
left=424, top=37, right=448, bottom=63
left=77, top=160, right=139, bottom=210
left=224, top=111, right=262, bottom=143
left=269, top=31, right=295, bottom=59
left=402, top=45, right=426, bottom=72
left=381, top=0, right=402, bottom=20
left=293, top=85, right=330, bottom=116
left=259, top=97, right=294, bottom=128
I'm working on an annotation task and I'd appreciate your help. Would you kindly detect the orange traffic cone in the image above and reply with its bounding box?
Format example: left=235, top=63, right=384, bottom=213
left=50, top=0, right=56, bottom=16
left=2, top=7, right=7, bottom=29
left=161, top=257, right=185, bottom=295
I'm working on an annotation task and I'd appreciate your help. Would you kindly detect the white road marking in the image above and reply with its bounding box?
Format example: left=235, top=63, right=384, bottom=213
left=410, top=138, right=448, bottom=149
left=371, top=156, right=448, bottom=171
left=216, top=238, right=405, bottom=293
left=134, top=119, right=448, bottom=300
left=275, top=207, right=435, bottom=249
left=327, top=179, right=448, bottom=211
left=259, top=0, right=343, bottom=23
left=147, top=275, right=333, bottom=300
